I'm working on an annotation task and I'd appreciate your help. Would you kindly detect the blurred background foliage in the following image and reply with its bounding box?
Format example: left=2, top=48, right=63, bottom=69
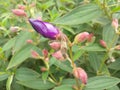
left=0, top=0, right=120, bottom=90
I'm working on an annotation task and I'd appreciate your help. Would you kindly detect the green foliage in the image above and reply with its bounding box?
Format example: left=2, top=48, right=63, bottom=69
left=85, top=76, right=120, bottom=90
left=0, top=0, right=120, bottom=90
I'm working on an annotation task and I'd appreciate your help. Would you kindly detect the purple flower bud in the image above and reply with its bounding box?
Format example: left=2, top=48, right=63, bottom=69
left=29, top=19, right=59, bottom=39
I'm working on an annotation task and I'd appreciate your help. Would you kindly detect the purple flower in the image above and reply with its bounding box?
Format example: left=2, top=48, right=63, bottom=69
left=29, top=19, right=59, bottom=39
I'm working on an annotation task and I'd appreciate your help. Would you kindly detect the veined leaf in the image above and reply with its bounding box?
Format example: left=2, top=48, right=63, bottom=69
left=81, top=44, right=106, bottom=51
left=54, top=4, right=102, bottom=25
left=53, top=58, right=72, bottom=72
left=0, top=72, right=9, bottom=81
left=103, top=24, right=119, bottom=48
left=85, top=76, right=120, bottom=90
left=15, top=67, right=40, bottom=81
left=17, top=79, right=55, bottom=90
left=2, top=37, right=16, bottom=51
left=7, top=44, right=35, bottom=70
left=14, top=31, right=32, bottom=52
left=53, top=85, right=73, bottom=90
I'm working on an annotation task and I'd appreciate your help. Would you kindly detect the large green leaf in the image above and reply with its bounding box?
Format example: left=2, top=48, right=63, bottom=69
left=103, top=24, right=119, bottom=48
left=108, top=58, right=120, bottom=70
left=88, top=52, right=101, bottom=72
left=88, top=52, right=110, bottom=75
left=53, top=58, right=72, bottom=72
left=2, top=37, right=16, bottom=51
left=73, top=49, right=84, bottom=60
left=107, top=86, right=119, bottom=90
left=7, top=44, right=35, bottom=69
left=61, top=79, right=76, bottom=85
left=85, top=76, right=120, bottom=90
left=81, top=44, right=106, bottom=51
left=54, top=4, right=102, bottom=25
left=14, top=31, right=32, bottom=51
left=15, top=67, right=40, bottom=81
left=53, top=85, right=73, bottom=90
left=0, top=72, right=9, bottom=81
left=17, top=79, right=55, bottom=90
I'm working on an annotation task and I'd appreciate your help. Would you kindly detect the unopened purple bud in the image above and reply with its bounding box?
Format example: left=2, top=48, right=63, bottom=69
left=29, top=19, right=59, bottom=39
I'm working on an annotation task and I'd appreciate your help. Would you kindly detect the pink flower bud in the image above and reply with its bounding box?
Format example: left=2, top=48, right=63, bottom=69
left=74, top=32, right=89, bottom=43
left=12, top=9, right=27, bottom=17
left=18, top=5, right=26, bottom=10
left=42, top=49, right=48, bottom=58
left=115, top=45, right=120, bottom=50
left=52, top=50, right=64, bottom=60
left=30, top=3, right=36, bottom=7
left=99, top=40, right=107, bottom=48
left=10, top=26, right=19, bottom=32
left=37, top=17, right=42, bottom=21
left=45, top=57, right=49, bottom=62
left=112, top=18, right=118, bottom=29
left=26, top=39, right=33, bottom=44
left=40, top=67, right=47, bottom=72
left=87, top=33, right=94, bottom=42
left=31, top=50, right=39, bottom=58
left=49, top=42, right=61, bottom=50
left=73, top=67, right=87, bottom=84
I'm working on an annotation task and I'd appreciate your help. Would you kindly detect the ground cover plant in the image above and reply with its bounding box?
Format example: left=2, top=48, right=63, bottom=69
left=0, top=0, right=120, bottom=90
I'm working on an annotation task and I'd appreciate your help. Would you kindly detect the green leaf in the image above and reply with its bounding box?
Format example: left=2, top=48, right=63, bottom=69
left=2, top=37, right=16, bottom=51
left=14, top=31, right=32, bottom=51
left=12, top=81, right=25, bottom=90
left=81, top=44, right=106, bottom=51
left=15, top=67, right=40, bottom=81
left=53, top=79, right=76, bottom=90
left=103, top=24, right=119, bottom=48
left=73, top=49, right=84, bottom=60
left=88, top=52, right=110, bottom=75
left=7, top=44, right=35, bottom=70
left=85, top=76, right=120, bottom=90
left=108, top=58, right=120, bottom=70
left=107, top=86, right=119, bottom=90
left=88, top=52, right=101, bottom=72
left=53, top=85, right=73, bottom=90
left=0, top=72, right=9, bottom=81
left=53, top=58, right=72, bottom=72
left=6, top=74, right=14, bottom=90
left=42, top=71, right=49, bottom=81
left=17, top=79, right=55, bottom=90
left=54, top=4, right=102, bottom=25
left=61, top=79, right=76, bottom=85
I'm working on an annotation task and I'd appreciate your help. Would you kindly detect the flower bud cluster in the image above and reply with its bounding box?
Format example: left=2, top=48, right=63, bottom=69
left=99, top=40, right=107, bottom=48
left=49, top=32, right=68, bottom=61
left=12, top=4, right=27, bottom=17
left=74, top=32, right=94, bottom=44
left=73, top=67, right=88, bottom=84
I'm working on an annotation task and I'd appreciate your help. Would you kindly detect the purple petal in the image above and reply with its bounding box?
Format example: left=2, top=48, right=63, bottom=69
left=29, top=19, right=48, bottom=38
left=43, top=22, right=59, bottom=39
left=29, top=19, right=59, bottom=39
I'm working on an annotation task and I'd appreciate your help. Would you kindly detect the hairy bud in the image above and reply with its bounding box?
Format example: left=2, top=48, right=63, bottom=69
left=99, top=40, right=107, bottom=48
left=112, top=18, right=118, bottom=29
left=26, top=39, right=33, bottom=44
left=49, top=41, right=61, bottom=50
left=74, top=32, right=89, bottom=43
left=52, top=50, right=65, bottom=61
left=12, top=9, right=26, bottom=17
left=73, top=67, right=87, bottom=84
left=31, top=50, right=39, bottom=58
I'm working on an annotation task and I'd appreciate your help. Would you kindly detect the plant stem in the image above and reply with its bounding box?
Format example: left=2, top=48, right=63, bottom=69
left=69, top=44, right=81, bottom=90
left=98, top=30, right=118, bottom=75
left=49, top=71, right=58, bottom=84
left=103, top=0, right=112, bottom=19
